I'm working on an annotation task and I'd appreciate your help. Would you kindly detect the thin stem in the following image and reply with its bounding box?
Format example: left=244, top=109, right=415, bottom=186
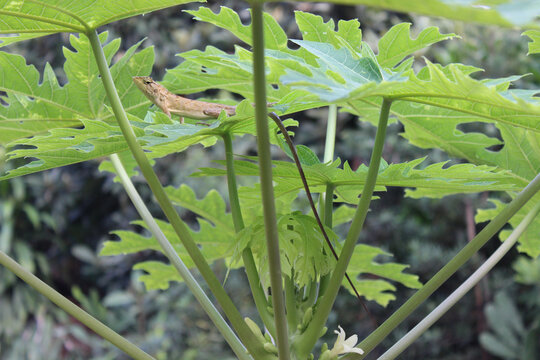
left=222, top=132, right=276, bottom=338
left=296, top=98, right=392, bottom=358
left=315, top=185, right=333, bottom=305
left=324, top=184, right=334, bottom=228
left=350, top=172, right=540, bottom=359
left=0, top=251, right=155, bottom=360
left=109, top=154, right=250, bottom=360
left=250, top=2, right=291, bottom=360
left=379, top=201, right=540, bottom=360
left=323, top=104, right=338, bottom=164
left=86, top=30, right=270, bottom=360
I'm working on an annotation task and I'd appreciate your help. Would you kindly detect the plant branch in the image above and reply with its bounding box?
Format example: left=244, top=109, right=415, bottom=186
left=86, top=30, right=270, bottom=360
left=349, top=173, right=540, bottom=359
left=295, top=98, right=392, bottom=358
left=0, top=251, right=155, bottom=360
left=379, top=201, right=540, bottom=360
left=250, top=2, right=291, bottom=359
left=109, top=154, right=250, bottom=360
left=222, top=131, right=276, bottom=338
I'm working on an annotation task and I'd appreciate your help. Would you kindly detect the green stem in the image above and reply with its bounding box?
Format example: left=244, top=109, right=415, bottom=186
left=109, top=154, right=250, bottom=360
left=296, top=98, right=392, bottom=358
left=222, top=132, right=276, bottom=338
left=285, top=275, right=298, bottom=331
left=0, top=251, right=155, bottom=360
left=379, top=201, right=540, bottom=360
left=350, top=172, right=540, bottom=359
left=315, top=185, right=334, bottom=305
left=323, top=104, right=338, bottom=164
left=316, top=107, right=337, bottom=304
left=324, top=184, right=334, bottom=228
left=303, top=281, right=318, bottom=309
left=249, top=2, right=291, bottom=360
left=86, top=30, right=270, bottom=360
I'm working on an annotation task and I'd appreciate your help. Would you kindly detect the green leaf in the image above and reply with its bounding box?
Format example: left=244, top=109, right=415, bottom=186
left=301, top=0, right=540, bottom=28
left=524, top=30, right=540, bottom=54
left=0, top=32, right=155, bottom=179
left=294, top=11, right=363, bottom=54
left=377, top=23, right=457, bottom=68
left=479, top=292, right=525, bottom=359
left=344, top=244, right=422, bottom=306
left=476, top=195, right=540, bottom=257
left=101, top=185, right=235, bottom=289
left=0, top=0, right=200, bottom=44
left=193, top=157, right=521, bottom=203
left=186, top=6, right=288, bottom=51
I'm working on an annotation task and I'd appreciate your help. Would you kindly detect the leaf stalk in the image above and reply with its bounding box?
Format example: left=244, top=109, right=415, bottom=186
left=109, top=154, right=250, bottom=360
left=222, top=131, right=276, bottom=338
left=0, top=251, right=155, bottom=360
left=378, top=200, right=540, bottom=360
left=249, top=2, right=291, bottom=359
left=350, top=172, right=540, bottom=359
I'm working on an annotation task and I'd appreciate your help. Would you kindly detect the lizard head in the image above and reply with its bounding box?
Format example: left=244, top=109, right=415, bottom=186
left=132, top=76, right=165, bottom=99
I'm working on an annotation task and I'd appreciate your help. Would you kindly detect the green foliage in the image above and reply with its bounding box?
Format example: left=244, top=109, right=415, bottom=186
left=479, top=291, right=540, bottom=360
left=1, top=2, right=540, bottom=359
left=524, top=30, right=540, bottom=54
left=193, top=157, right=520, bottom=202
left=0, top=0, right=198, bottom=41
left=302, top=0, right=540, bottom=28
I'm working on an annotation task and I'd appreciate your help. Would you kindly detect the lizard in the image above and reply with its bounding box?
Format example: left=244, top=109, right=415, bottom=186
left=133, top=76, right=372, bottom=317
left=133, top=76, right=236, bottom=123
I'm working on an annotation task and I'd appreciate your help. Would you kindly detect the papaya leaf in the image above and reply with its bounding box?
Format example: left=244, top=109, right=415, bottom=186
left=376, top=23, right=458, bottom=68
left=524, top=30, right=540, bottom=54
left=0, top=0, right=199, bottom=43
left=192, top=157, right=521, bottom=203
left=282, top=44, right=540, bottom=133
left=0, top=32, right=155, bottom=179
left=302, top=0, right=540, bottom=28
left=344, top=244, right=422, bottom=307
left=101, top=185, right=235, bottom=289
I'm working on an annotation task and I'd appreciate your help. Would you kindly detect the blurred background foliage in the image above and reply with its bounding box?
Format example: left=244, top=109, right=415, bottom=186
left=1, top=1, right=539, bottom=359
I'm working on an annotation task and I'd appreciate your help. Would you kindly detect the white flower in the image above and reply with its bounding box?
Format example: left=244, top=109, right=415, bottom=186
left=328, top=326, right=364, bottom=357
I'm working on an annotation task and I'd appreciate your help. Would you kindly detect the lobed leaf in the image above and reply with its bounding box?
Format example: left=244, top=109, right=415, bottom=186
left=344, top=244, right=422, bottom=306
left=0, top=0, right=199, bottom=44
left=192, top=157, right=521, bottom=203
left=377, top=23, right=457, bottom=68
left=302, top=0, right=540, bottom=28
left=524, top=30, right=540, bottom=54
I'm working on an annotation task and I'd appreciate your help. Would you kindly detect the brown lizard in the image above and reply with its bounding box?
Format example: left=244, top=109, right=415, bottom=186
left=133, top=76, right=372, bottom=316
left=133, top=76, right=236, bottom=123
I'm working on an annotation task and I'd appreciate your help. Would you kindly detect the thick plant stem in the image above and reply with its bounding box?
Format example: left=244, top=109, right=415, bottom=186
left=109, top=154, right=250, bottom=360
left=350, top=172, right=540, bottom=359
left=0, top=251, right=155, bottom=360
left=250, top=2, right=291, bottom=360
left=296, top=98, right=392, bottom=358
left=379, top=201, right=540, bottom=360
left=86, top=30, right=271, bottom=360
left=324, top=184, right=334, bottom=228
left=222, top=132, right=276, bottom=338
left=285, top=275, right=299, bottom=330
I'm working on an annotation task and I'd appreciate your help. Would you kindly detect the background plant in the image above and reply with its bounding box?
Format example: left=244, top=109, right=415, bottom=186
left=0, top=1, right=539, bottom=359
